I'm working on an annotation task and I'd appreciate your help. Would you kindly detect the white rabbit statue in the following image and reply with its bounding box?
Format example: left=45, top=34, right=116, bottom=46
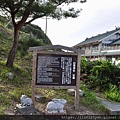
left=20, top=95, right=33, bottom=107
left=46, top=98, right=67, bottom=113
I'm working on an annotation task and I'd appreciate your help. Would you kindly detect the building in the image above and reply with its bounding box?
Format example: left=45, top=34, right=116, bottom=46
left=74, top=27, right=120, bottom=61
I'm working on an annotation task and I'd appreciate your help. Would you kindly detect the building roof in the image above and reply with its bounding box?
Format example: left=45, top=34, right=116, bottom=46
left=110, top=38, right=120, bottom=45
left=75, top=28, right=120, bottom=47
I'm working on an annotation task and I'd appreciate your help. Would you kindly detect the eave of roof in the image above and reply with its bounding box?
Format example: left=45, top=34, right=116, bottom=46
left=110, top=38, right=120, bottom=45
left=75, top=28, right=120, bottom=47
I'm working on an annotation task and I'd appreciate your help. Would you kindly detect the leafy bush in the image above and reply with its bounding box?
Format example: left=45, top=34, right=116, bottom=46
left=104, top=84, right=120, bottom=102
left=18, top=33, right=45, bottom=57
left=81, top=58, right=120, bottom=91
left=81, top=58, right=102, bottom=75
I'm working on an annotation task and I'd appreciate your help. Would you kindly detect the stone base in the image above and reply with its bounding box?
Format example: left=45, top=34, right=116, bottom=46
left=44, top=110, right=67, bottom=115
left=15, top=104, right=41, bottom=115
left=68, top=89, right=83, bottom=96
left=35, top=94, right=46, bottom=103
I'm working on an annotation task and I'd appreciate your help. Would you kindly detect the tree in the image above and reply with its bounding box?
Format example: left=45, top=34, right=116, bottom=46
left=0, top=0, right=86, bottom=67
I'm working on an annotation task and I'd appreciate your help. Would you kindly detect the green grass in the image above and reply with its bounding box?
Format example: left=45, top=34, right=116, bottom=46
left=80, top=82, right=109, bottom=114
left=0, top=106, right=6, bottom=115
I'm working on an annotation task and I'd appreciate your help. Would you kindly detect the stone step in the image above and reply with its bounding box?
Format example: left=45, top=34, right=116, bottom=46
left=15, top=104, right=41, bottom=115
left=67, top=89, right=83, bottom=96
left=97, top=97, right=120, bottom=115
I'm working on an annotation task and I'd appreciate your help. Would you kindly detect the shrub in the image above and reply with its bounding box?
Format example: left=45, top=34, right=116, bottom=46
left=104, top=84, right=120, bottom=102
left=81, top=58, right=102, bottom=75
left=81, top=58, right=120, bottom=91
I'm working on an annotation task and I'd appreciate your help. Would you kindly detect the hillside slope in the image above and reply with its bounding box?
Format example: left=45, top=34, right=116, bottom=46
left=21, top=24, right=52, bottom=45
left=0, top=22, right=52, bottom=114
left=0, top=20, right=53, bottom=114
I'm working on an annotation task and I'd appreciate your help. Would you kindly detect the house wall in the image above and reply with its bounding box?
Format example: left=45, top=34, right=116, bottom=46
left=99, top=56, right=106, bottom=61
left=85, top=46, right=91, bottom=54
left=81, top=44, right=100, bottom=55
left=76, top=30, right=120, bottom=59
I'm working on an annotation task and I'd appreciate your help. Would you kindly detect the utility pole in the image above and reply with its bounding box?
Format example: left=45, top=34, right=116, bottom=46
left=43, top=16, right=50, bottom=38
left=45, top=16, right=47, bottom=37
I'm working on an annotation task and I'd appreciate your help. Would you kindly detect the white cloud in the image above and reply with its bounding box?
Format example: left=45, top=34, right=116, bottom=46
left=32, top=0, right=120, bottom=47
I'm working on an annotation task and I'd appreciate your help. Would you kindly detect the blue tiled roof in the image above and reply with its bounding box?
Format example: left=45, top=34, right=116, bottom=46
left=75, top=28, right=120, bottom=47
left=110, top=38, right=120, bottom=45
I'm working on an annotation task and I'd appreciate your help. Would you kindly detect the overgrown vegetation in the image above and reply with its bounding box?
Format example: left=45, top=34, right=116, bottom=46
left=0, top=18, right=52, bottom=114
left=80, top=82, right=109, bottom=114
left=104, top=84, right=120, bottom=102
left=81, top=57, right=120, bottom=102
left=21, top=24, right=52, bottom=45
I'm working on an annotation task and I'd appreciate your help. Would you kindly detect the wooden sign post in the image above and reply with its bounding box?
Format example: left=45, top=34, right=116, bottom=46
left=75, top=52, right=81, bottom=110
left=29, top=45, right=83, bottom=111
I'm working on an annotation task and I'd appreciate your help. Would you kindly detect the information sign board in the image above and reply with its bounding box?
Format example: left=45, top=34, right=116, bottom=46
left=36, top=53, right=77, bottom=86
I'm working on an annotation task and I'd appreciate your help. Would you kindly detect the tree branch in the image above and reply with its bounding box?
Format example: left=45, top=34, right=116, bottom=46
left=17, top=0, right=35, bottom=28
left=25, top=13, right=46, bottom=24
left=14, top=0, right=23, bottom=14
left=55, top=0, right=66, bottom=6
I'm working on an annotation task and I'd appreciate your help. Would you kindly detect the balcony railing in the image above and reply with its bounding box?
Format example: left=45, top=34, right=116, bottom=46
left=102, top=45, right=120, bottom=51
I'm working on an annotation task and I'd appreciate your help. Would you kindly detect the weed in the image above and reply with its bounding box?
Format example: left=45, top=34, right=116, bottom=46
left=0, top=93, right=10, bottom=105
left=80, top=82, right=109, bottom=114
left=8, top=85, right=32, bottom=102
left=104, top=84, right=120, bottom=102
left=0, top=106, right=5, bottom=115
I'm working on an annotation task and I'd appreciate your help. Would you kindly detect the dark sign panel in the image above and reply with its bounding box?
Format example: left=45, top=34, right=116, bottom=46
left=36, top=53, right=77, bottom=86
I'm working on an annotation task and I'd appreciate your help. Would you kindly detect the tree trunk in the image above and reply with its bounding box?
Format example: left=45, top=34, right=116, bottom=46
left=6, top=27, right=20, bottom=67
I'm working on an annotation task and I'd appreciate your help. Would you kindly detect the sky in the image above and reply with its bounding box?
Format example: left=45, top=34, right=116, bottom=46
left=32, top=0, right=120, bottom=47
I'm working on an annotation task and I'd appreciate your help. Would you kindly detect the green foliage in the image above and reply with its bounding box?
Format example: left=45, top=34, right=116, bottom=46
left=8, top=86, right=32, bottom=102
left=81, top=58, right=120, bottom=91
left=81, top=57, right=88, bottom=74
left=80, top=82, right=109, bottom=114
left=84, top=90, right=98, bottom=105
left=0, top=93, right=10, bottom=105
left=80, top=83, right=99, bottom=105
left=0, top=106, right=5, bottom=115
left=17, top=24, right=52, bottom=57
left=0, top=0, right=85, bottom=26
left=21, top=24, right=52, bottom=45
left=18, top=34, right=44, bottom=57
left=0, top=15, right=8, bottom=26
left=104, top=84, right=120, bottom=102
left=81, top=58, right=102, bottom=75
left=0, top=60, right=31, bottom=86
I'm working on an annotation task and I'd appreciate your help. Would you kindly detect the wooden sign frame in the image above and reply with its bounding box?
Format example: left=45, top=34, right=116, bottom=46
left=29, top=45, right=83, bottom=111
